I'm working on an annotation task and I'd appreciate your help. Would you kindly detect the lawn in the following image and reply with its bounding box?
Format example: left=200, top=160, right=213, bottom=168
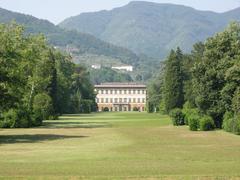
left=0, top=112, right=240, bottom=179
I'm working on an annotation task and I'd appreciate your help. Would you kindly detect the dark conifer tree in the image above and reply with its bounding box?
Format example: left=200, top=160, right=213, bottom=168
left=48, top=49, right=58, bottom=116
left=164, top=48, right=184, bottom=113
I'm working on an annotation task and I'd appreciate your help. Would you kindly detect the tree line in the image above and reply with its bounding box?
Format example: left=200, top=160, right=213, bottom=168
left=148, top=22, right=240, bottom=135
left=0, top=23, right=96, bottom=128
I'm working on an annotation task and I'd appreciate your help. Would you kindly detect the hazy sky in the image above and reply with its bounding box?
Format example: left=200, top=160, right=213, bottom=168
left=0, top=0, right=240, bottom=24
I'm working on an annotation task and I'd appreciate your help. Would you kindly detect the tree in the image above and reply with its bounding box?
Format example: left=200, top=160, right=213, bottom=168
left=0, top=22, right=97, bottom=128
left=0, top=23, right=25, bottom=112
left=193, top=22, right=240, bottom=128
left=164, top=48, right=184, bottom=113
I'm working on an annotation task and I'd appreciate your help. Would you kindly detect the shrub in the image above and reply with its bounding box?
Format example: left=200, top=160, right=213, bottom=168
left=188, top=114, right=200, bottom=131
left=33, top=93, right=53, bottom=123
left=0, top=109, right=17, bottom=128
left=223, top=111, right=234, bottom=132
left=200, top=115, right=215, bottom=131
left=147, top=102, right=154, bottom=113
left=0, top=108, right=32, bottom=128
left=133, top=107, right=139, bottom=111
left=103, top=107, right=109, bottom=112
left=81, top=100, right=93, bottom=113
left=159, top=100, right=167, bottom=114
left=183, top=108, right=201, bottom=129
left=170, top=108, right=185, bottom=126
left=15, top=108, right=32, bottom=128
left=223, top=112, right=240, bottom=135
left=182, top=102, right=195, bottom=125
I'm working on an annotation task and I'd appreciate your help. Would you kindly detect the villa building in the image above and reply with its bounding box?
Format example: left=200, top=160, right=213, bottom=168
left=94, top=83, right=147, bottom=112
left=112, top=65, right=133, bottom=72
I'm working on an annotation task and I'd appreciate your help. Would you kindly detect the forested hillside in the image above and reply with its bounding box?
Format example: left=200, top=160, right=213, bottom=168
left=0, top=7, right=139, bottom=66
left=60, top=1, right=240, bottom=58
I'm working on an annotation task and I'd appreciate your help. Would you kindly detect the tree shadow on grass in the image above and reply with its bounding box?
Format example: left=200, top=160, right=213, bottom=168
left=42, top=121, right=112, bottom=129
left=0, top=134, right=87, bottom=145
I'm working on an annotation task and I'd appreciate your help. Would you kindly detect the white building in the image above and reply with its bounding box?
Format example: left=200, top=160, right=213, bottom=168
left=95, top=83, right=147, bottom=112
left=112, top=66, right=133, bottom=72
left=91, top=64, right=101, bottom=69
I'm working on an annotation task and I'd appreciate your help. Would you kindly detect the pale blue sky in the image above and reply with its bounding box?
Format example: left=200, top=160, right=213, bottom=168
left=0, top=0, right=240, bottom=24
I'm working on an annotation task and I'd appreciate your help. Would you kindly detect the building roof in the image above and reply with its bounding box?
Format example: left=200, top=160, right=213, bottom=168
left=94, top=82, right=146, bottom=88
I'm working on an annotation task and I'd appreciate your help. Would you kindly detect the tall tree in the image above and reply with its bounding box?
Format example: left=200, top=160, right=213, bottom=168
left=164, top=48, right=184, bottom=112
left=193, top=22, right=240, bottom=127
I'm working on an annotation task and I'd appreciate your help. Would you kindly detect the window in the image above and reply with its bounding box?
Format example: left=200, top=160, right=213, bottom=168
left=133, top=90, right=136, bottom=94
left=124, top=98, right=127, bottom=103
left=101, top=90, right=104, bottom=94
left=142, top=98, right=145, bottom=103
left=142, top=90, right=145, bottom=94
left=129, top=98, right=131, bottom=103
left=119, top=98, right=122, bottom=103
left=106, top=90, right=108, bottom=94
left=101, top=98, right=104, bottom=103
left=96, top=98, right=99, bottom=103
left=114, top=98, right=118, bottom=103
left=133, top=98, right=136, bottom=103
left=110, top=90, right=113, bottom=94
left=110, top=98, right=113, bottom=103
left=106, top=98, right=108, bottom=103
left=138, top=98, right=141, bottom=103
left=115, top=90, right=117, bottom=94
left=129, top=90, right=131, bottom=94
left=124, top=90, right=127, bottom=94
left=138, top=90, right=140, bottom=94
left=119, top=90, right=122, bottom=94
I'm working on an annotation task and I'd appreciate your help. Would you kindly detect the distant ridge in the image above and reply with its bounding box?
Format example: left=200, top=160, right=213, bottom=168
left=0, top=7, right=143, bottom=66
left=59, top=1, right=240, bottom=58
left=0, top=6, right=160, bottom=82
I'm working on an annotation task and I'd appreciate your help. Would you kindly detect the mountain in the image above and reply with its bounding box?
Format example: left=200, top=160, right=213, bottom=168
left=0, top=7, right=142, bottom=67
left=59, top=1, right=240, bottom=58
left=0, top=7, right=160, bottom=82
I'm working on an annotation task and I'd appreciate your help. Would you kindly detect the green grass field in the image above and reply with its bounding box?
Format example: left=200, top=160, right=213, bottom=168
left=0, top=112, right=240, bottom=179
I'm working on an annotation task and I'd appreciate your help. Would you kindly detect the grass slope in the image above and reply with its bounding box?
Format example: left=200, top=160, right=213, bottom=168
left=0, top=112, right=240, bottom=179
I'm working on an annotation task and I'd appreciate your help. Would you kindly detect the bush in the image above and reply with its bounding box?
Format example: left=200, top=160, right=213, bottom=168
left=33, top=93, right=53, bottom=123
left=182, top=107, right=200, bottom=130
left=0, top=108, right=32, bottom=128
left=200, top=115, right=215, bottom=131
left=223, top=111, right=234, bottom=132
left=188, top=114, right=200, bottom=131
left=223, top=112, right=240, bottom=135
left=182, top=102, right=196, bottom=125
left=103, top=107, right=109, bottom=112
left=170, top=108, right=185, bottom=126
left=147, top=102, right=154, bottom=113
left=81, top=100, right=93, bottom=113
left=0, top=109, right=17, bottom=128
left=15, top=108, right=32, bottom=128
left=133, top=107, right=139, bottom=111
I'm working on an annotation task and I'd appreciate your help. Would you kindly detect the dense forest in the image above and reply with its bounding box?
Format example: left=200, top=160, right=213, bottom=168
left=148, top=22, right=240, bottom=135
left=0, top=23, right=96, bottom=128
